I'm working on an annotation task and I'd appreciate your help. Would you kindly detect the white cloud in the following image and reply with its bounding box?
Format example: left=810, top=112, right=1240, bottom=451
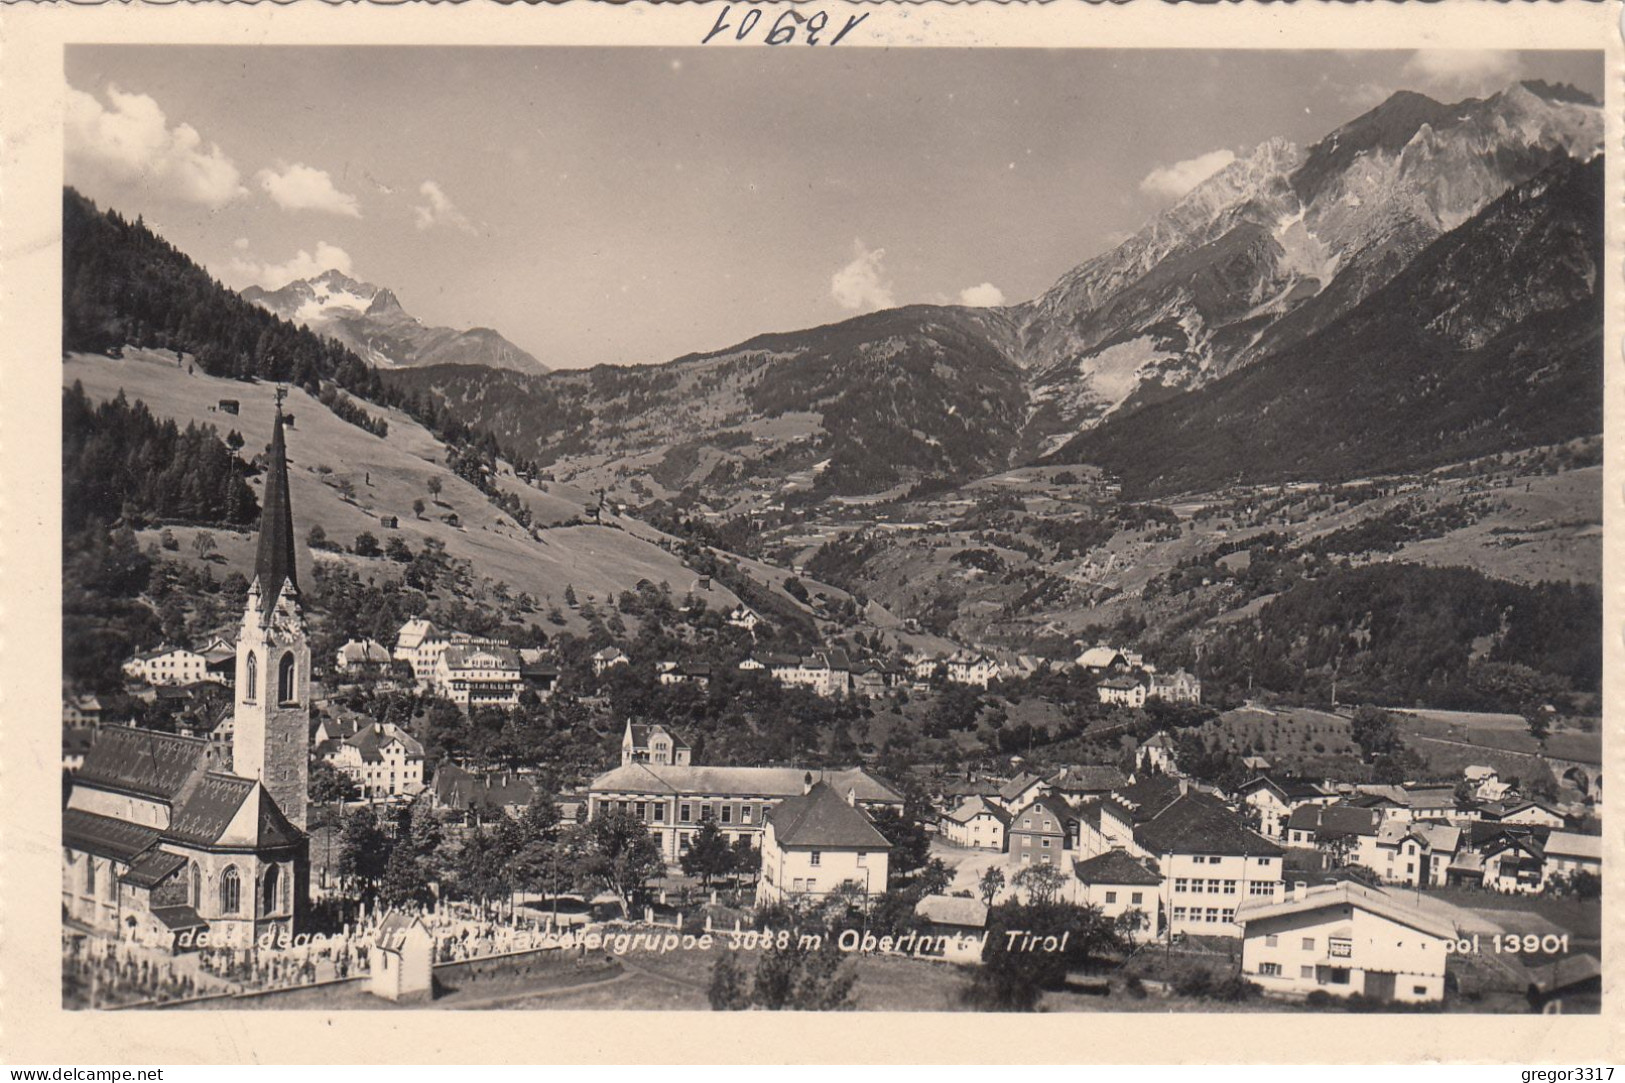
left=232, top=237, right=250, bottom=251
left=413, top=180, right=476, bottom=234
left=256, top=163, right=361, bottom=217
left=1139, top=148, right=1237, bottom=201
left=830, top=240, right=894, bottom=311
left=1402, top=50, right=1522, bottom=96
left=958, top=283, right=1006, bottom=308
left=227, top=241, right=354, bottom=290
left=65, top=84, right=246, bottom=208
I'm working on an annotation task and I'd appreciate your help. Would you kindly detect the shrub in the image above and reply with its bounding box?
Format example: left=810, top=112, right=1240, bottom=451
left=1122, top=974, right=1147, bottom=1000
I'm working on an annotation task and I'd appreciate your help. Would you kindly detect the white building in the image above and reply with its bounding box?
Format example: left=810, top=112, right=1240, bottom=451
left=1236, top=881, right=1456, bottom=1004
left=430, top=644, right=524, bottom=709
left=318, top=721, right=426, bottom=799
left=592, top=647, right=630, bottom=676
left=757, top=780, right=892, bottom=906
left=946, top=651, right=999, bottom=688
left=726, top=606, right=761, bottom=632
left=1543, top=831, right=1603, bottom=881
left=621, top=721, right=693, bottom=767
left=1098, top=675, right=1147, bottom=708
left=392, top=618, right=447, bottom=678
left=1148, top=669, right=1202, bottom=704
left=335, top=638, right=392, bottom=673
left=1071, top=849, right=1162, bottom=935
left=122, top=646, right=212, bottom=687
left=940, top=795, right=1009, bottom=851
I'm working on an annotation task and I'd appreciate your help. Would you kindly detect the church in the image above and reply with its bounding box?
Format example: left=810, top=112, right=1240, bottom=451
left=62, top=406, right=312, bottom=950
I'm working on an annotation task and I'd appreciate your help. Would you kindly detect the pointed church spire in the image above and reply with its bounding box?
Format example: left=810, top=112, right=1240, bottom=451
left=252, top=400, right=299, bottom=621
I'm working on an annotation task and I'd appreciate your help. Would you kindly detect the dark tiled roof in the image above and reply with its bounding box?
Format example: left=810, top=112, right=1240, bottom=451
left=945, top=795, right=1010, bottom=825
left=998, top=772, right=1045, bottom=802
left=252, top=410, right=300, bottom=622
left=1109, top=776, right=1184, bottom=823
left=590, top=764, right=902, bottom=803
left=75, top=727, right=211, bottom=802
left=63, top=809, right=161, bottom=862
left=164, top=774, right=302, bottom=849
left=1073, top=849, right=1162, bottom=886
left=150, top=905, right=208, bottom=931
left=1050, top=765, right=1129, bottom=794
left=766, top=781, right=891, bottom=849
left=120, top=848, right=188, bottom=888
left=1135, top=793, right=1284, bottom=858
left=1010, top=794, right=1076, bottom=833
left=1286, top=803, right=1380, bottom=838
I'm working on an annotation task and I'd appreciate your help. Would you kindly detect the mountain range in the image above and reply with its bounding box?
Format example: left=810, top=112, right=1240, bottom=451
left=242, top=270, right=549, bottom=377
left=384, top=81, right=1602, bottom=506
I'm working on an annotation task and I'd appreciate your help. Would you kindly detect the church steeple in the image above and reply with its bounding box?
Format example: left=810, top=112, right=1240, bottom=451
left=252, top=402, right=298, bottom=623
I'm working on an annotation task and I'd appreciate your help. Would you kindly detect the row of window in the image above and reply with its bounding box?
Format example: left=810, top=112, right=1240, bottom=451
left=1171, top=907, right=1236, bottom=924
left=1101, top=891, right=1145, bottom=906
left=610, top=799, right=763, bottom=826
left=1173, top=878, right=1238, bottom=894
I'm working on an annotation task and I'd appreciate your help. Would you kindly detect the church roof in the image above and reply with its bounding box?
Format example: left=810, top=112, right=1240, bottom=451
left=75, top=727, right=212, bottom=802
left=120, top=848, right=189, bottom=888
left=252, top=409, right=299, bottom=622
left=150, top=905, right=208, bottom=931
left=63, top=809, right=162, bottom=862
left=164, top=774, right=302, bottom=849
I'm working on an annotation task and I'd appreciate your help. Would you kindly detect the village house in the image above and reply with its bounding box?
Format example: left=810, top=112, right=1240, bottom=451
left=726, top=605, right=761, bottom=632
left=945, top=650, right=1000, bottom=688
left=334, top=638, right=391, bottom=674
left=620, top=721, right=692, bottom=767
left=1097, top=675, right=1147, bottom=708
left=1136, top=732, right=1180, bottom=776
left=392, top=618, right=447, bottom=678
left=1284, top=803, right=1382, bottom=867
left=587, top=763, right=903, bottom=863
left=121, top=646, right=213, bottom=688
left=1236, top=880, right=1455, bottom=1004
left=993, top=771, right=1051, bottom=813
left=1047, top=764, right=1129, bottom=803
left=1479, top=798, right=1566, bottom=829
left=62, top=408, right=310, bottom=951
left=1075, top=776, right=1186, bottom=857
left=430, top=644, right=525, bottom=709
left=1370, top=821, right=1461, bottom=888
left=591, top=646, right=630, bottom=676
left=1148, top=669, right=1202, bottom=704
left=905, top=653, right=943, bottom=683
left=1136, top=792, right=1286, bottom=937
left=1007, top=794, right=1077, bottom=870
left=774, top=650, right=853, bottom=698
left=939, top=795, right=1010, bottom=851
left=1542, top=830, right=1602, bottom=882
left=1236, top=776, right=1335, bottom=841
left=657, top=662, right=711, bottom=688
left=912, top=895, right=989, bottom=963
left=430, top=765, right=537, bottom=824
left=756, top=779, right=892, bottom=906
left=63, top=694, right=105, bottom=728
left=1074, top=646, right=1128, bottom=673
left=518, top=651, right=560, bottom=698
left=1464, top=765, right=1513, bottom=803
left=1071, top=849, right=1161, bottom=934
left=1474, top=832, right=1550, bottom=893
left=317, top=721, right=426, bottom=799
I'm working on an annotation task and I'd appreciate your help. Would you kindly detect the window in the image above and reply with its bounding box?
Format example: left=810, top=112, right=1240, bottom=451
left=793, top=878, right=805, bottom=893
left=679, top=832, right=691, bottom=852
left=1192, top=855, right=1206, bottom=864
left=220, top=865, right=241, bottom=914
left=1131, top=892, right=1143, bottom=905
left=1301, top=937, right=1315, bottom=951
left=1022, top=836, right=1031, bottom=848
left=1221, top=909, right=1235, bottom=923
left=1327, top=968, right=1350, bottom=985
left=1174, top=878, right=1189, bottom=893
left=1249, top=881, right=1276, bottom=896
left=1265, top=934, right=1278, bottom=947
left=1041, top=838, right=1051, bottom=848
left=245, top=653, right=257, bottom=701
left=1299, top=965, right=1315, bottom=979
left=806, top=879, right=817, bottom=894
left=1023, top=819, right=1032, bottom=829
left=1413, top=985, right=1428, bottom=996
left=700, top=804, right=714, bottom=821
left=721, top=805, right=733, bottom=824
left=810, top=851, right=821, bottom=867
left=742, top=806, right=753, bottom=824
left=1205, top=908, right=1219, bottom=923
left=1406, top=863, right=1415, bottom=875
left=190, top=862, right=202, bottom=908
left=856, top=852, right=867, bottom=866
left=652, top=804, right=666, bottom=823
left=1105, top=891, right=1118, bottom=904
left=680, top=804, right=692, bottom=823
left=1172, top=907, right=1187, bottom=921
left=84, top=858, right=97, bottom=896
left=1259, top=962, right=1282, bottom=976
left=278, top=652, right=298, bottom=705
left=1207, top=879, right=1221, bottom=893
left=262, top=864, right=280, bottom=915
left=634, top=801, right=647, bottom=820
left=1224, top=880, right=1237, bottom=895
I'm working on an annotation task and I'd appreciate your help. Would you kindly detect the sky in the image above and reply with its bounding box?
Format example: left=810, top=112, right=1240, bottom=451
left=65, top=46, right=1602, bottom=370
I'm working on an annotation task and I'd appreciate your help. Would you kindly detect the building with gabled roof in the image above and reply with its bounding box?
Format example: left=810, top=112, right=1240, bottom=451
left=1075, top=646, right=1127, bottom=672
left=757, top=779, right=891, bottom=905
left=1542, top=830, right=1602, bottom=881
left=63, top=406, right=310, bottom=951
left=940, top=794, right=1010, bottom=851
left=1237, top=776, right=1335, bottom=840
left=431, top=643, right=524, bottom=709
left=1130, top=791, right=1284, bottom=938
left=1007, top=794, right=1077, bottom=871
left=995, top=771, right=1050, bottom=811
left=1285, top=803, right=1382, bottom=865
left=588, top=762, right=902, bottom=864
left=334, top=638, right=391, bottom=673
left=1072, top=849, right=1162, bottom=933
left=621, top=720, right=692, bottom=767
left=1236, top=880, right=1456, bottom=1003
left=318, top=721, right=426, bottom=799
left=1371, top=821, right=1461, bottom=888
left=591, top=646, right=630, bottom=675
left=1048, top=764, right=1130, bottom=801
